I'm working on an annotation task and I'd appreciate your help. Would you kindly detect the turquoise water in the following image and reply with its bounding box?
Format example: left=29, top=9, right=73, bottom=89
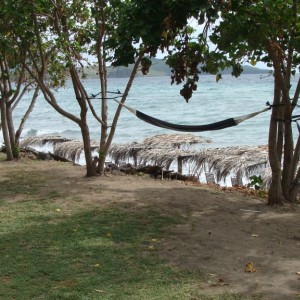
left=9, top=73, right=299, bottom=148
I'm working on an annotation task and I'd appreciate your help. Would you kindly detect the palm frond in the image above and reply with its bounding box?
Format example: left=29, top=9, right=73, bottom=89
left=138, top=148, right=197, bottom=167
left=20, top=135, right=72, bottom=148
left=143, top=133, right=212, bottom=149
left=108, top=142, right=147, bottom=163
left=190, top=145, right=269, bottom=182
left=53, top=140, right=99, bottom=162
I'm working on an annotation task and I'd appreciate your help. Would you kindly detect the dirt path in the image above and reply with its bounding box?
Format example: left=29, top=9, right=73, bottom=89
left=99, top=175, right=300, bottom=299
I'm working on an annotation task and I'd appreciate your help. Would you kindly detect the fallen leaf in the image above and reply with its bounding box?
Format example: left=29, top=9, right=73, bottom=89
left=245, top=262, right=257, bottom=273
left=208, top=280, right=218, bottom=286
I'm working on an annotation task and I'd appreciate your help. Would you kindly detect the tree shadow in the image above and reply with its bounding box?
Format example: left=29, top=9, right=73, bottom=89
left=0, top=206, right=201, bottom=299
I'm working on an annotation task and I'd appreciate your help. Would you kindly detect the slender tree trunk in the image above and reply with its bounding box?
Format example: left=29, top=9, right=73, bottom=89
left=281, top=67, right=294, bottom=200
left=268, top=173, right=285, bottom=206
left=0, top=98, right=13, bottom=160
left=282, top=116, right=294, bottom=201
left=80, top=121, right=97, bottom=177
left=6, top=102, right=18, bottom=159
left=268, top=77, right=285, bottom=205
left=15, top=87, right=39, bottom=150
left=98, top=55, right=143, bottom=173
left=289, top=168, right=300, bottom=203
left=95, top=1, right=108, bottom=175
left=98, top=45, right=108, bottom=175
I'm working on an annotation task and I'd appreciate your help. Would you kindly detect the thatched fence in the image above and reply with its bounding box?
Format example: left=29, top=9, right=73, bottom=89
left=20, top=134, right=271, bottom=187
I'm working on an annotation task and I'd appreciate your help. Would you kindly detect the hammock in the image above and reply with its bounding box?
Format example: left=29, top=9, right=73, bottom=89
left=115, top=99, right=270, bottom=133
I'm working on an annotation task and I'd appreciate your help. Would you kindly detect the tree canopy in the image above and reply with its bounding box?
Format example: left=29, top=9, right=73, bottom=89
left=1, top=0, right=300, bottom=204
left=112, top=0, right=300, bottom=205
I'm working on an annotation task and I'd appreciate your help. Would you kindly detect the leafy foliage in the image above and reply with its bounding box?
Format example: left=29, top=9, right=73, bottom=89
left=113, top=0, right=300, bottom=204
left=249, top=175, right=263, bottom=190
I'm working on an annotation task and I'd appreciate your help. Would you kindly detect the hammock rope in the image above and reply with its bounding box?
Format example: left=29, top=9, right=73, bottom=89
left=114, top=99, right=271, bottom=133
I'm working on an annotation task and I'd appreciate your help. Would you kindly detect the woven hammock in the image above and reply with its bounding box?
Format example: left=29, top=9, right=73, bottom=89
left=115, top=100, right=270, bottom=132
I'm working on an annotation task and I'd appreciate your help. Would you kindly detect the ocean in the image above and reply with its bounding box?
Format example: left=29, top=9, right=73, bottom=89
left=11, top=73, right=287, bottom=147
left=5, top=73, right=300, bottom=183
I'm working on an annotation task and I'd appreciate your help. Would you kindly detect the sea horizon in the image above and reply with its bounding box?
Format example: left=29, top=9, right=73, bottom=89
left=4, top=73, right=300, bottom=150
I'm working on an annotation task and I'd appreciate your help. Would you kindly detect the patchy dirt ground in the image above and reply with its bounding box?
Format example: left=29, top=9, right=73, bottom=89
left=1, top=157, right=300, bottom=299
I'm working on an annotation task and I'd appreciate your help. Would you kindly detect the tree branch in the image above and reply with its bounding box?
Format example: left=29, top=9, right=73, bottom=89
left=105, top=53, right=143, bottom=152
left=15, top=86, right=39, bottom=143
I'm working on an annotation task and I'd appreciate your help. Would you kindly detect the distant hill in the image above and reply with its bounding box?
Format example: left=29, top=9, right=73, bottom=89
left=82, top=58, right=270, bottom=79
left=223, top=65, right=271, bottom=75
left=106, top=58, right=170, bottom=77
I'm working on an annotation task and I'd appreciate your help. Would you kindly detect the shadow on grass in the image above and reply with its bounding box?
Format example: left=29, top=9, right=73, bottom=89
left=0, top=206, right=220, bottom=300
left=0, top=164, right=250, bottom=299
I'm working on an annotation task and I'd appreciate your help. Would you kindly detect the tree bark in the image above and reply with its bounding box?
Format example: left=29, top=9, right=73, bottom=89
left=267, top=72, right=285, bottom=205
left=15, top=87, right=39, bottom=150
left=5, top=101, right=17, bottom=159
left=80, top=121, right=97, bottom=177
left=0, top=98, right=14, bottom=160
left=268, top=173, right=285, bottom=206
left=95, top=1, right=108, bottom=175
left=98, top=55, right=143, bottom=173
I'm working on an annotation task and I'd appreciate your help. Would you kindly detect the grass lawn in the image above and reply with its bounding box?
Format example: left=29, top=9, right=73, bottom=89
left=0, top=155, right=250, bottom=299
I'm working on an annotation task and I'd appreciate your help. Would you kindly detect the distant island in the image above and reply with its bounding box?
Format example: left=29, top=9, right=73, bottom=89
left=82, top=58, right=270, bottom=79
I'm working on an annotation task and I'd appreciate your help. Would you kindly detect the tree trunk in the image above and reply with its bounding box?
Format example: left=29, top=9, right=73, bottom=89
left=0, top=99, right=14, bottom=160
left=80, top=122, right=97, bottom=177
left=287, top=167, right=300, bottom=203
left=15, top=87, right=39, bottom=155
left=98, top=57, right=108, bottom=175
left=268, top=172, right=285, bottom=206
left=95, top=6, right=108, bottom=176
left=267, top=74, right=286, bottom=205
left=97, top=55, right=143, bottom=173
left=282, top=119, right=295, bottom=201
left=6, top=101, right=18, bottom=159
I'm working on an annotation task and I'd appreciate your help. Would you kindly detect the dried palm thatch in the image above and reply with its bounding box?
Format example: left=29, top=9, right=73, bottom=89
left=108, top=142, right=148, bottom=165
left=191, top=145, right=269, bottom=182
left=108, top=134, right=211, bottom=169
left=53, top=140, right=99, bottom=162
left=138, top=148, right=197, bottom=170
left=20, top=135, right=72, bottom=148
left=142, top=133, right=212, bottom=149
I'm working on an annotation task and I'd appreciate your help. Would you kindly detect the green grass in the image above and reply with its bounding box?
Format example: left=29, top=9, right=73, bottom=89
left=0, top=161, right=249, bottom=300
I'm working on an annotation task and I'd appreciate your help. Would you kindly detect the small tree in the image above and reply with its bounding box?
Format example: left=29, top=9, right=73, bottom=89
left=114, top=0, right=300, bottom=205
left=206, top=0, right=300, bottom=204
left=6, top=0, right=146, bottom=176
left=89, top=0, right=144, bottom=174
left=0, top=3, right=39, bottom=160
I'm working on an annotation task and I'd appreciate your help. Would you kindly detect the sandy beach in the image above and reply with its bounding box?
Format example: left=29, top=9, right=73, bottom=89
left=0, top=155, right=299, bottom=299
